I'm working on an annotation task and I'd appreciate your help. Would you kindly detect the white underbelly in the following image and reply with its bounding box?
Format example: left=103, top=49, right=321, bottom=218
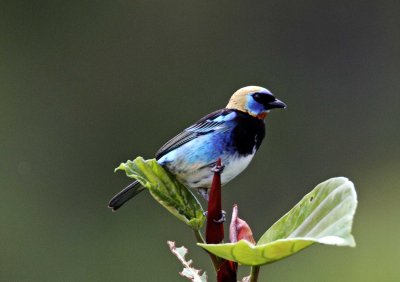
left=178, top=152, right=256, bottom=189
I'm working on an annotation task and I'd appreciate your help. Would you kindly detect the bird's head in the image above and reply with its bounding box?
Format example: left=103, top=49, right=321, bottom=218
left=226, top=86, right=286, bottom=119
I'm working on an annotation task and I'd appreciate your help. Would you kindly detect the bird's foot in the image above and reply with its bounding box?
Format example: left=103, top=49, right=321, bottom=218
left=202, top=210, right=226, bottom=223
left=211, top=162, right=225, bottom=173
left=213, top=210, right=226, bottom=223
left=197, top=188, right=209, bottom=201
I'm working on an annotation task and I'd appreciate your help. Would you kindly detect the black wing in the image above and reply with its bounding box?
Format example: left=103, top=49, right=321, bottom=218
left=155, top=109, right=236, bottom=160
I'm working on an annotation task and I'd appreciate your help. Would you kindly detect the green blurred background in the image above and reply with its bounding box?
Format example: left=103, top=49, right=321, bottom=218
left=1, top=1, right=399, bottom=281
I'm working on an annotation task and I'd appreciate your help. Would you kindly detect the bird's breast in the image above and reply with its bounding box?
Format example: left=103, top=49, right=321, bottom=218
left=219, top=151, right=255, bottom=185
left=163, top=150, right=256, bottom=189
left=230, top=112, right=265, bottom=155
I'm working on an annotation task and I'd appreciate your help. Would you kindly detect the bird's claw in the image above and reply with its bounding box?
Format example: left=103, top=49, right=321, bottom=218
left=213, top=210, right=226, bottom=223
left=203, top=210, right=226, bottom=223
left=198, top=188, right=209, bottom=201
left=211, top=163, right=225, bottom=173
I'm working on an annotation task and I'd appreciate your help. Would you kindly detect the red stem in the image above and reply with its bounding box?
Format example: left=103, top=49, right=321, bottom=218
left=205, top=158, right=224, bottom=244
left=205, top=158, right=237, bottom=282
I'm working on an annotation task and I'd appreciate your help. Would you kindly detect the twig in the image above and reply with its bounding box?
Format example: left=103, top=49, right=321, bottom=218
left=249, top=266, right=260, bottom=282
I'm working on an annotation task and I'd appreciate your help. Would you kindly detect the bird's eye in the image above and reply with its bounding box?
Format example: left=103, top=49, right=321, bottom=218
left=253, top=93, right=261, bottom=99
left=252, top=92, right=275, bottom=104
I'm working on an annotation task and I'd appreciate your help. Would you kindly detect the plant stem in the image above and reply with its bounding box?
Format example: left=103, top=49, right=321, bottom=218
left=194, top=229, right=205, bottom=243
left=249, top=266, right=260, bottom=282
left=193, top=230, right=221, bottom=272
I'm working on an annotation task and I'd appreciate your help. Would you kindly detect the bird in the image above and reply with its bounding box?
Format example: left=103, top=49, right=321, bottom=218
left=109, top=85, right=286, bottom=211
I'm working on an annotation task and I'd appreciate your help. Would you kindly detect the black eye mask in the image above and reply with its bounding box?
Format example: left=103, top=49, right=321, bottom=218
left=252, top=93, right=276, bottom=106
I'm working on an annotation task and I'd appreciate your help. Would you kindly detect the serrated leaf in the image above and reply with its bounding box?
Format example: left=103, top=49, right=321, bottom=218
left=198, top=177, right=357, bottom=266
left=116, top=157, right=205, bottom=230
left=168, top=241, right=207, bottom=282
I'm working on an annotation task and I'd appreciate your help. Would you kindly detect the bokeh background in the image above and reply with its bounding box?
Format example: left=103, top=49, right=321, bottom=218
left=1, top=1, right=399, bottom=281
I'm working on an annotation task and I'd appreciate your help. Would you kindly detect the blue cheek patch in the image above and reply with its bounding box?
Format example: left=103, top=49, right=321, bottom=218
left=245, top=95, right=265, bottom=116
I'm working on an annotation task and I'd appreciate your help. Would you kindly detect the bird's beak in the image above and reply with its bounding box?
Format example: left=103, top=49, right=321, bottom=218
left=267, top=99, right=287, bottom=109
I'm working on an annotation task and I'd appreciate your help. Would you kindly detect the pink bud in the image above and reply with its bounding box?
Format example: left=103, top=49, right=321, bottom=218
left=229, top=204, right=255, bottom=244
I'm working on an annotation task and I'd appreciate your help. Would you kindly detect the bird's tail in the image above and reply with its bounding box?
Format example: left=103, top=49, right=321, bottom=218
left=108, top=181, right=145, bottom=211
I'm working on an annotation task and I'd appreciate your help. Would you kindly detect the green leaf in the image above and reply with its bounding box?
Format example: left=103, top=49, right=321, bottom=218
left=115, top=157, right=205, bottom=230
left=198, top=177, right=357, bottom=266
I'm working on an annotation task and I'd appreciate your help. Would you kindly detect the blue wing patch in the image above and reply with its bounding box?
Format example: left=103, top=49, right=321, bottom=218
left=155, top=109, right=236, bottom=160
